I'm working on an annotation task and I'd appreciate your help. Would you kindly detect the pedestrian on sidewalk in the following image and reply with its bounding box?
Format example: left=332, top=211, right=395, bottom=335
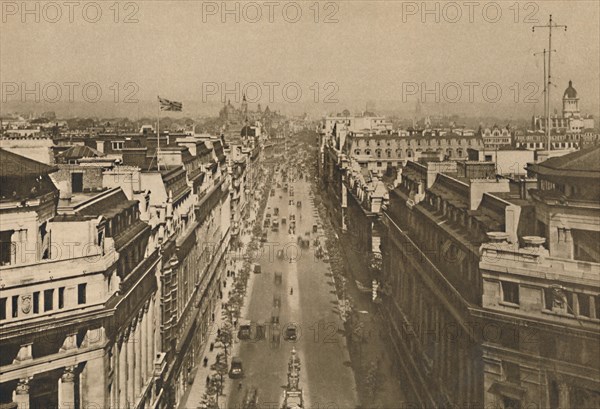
left=217, top=328, right=221, bottom=337
left=206, top=375, right=210, bottom=386
left=204, top=357, right=208, bottom=368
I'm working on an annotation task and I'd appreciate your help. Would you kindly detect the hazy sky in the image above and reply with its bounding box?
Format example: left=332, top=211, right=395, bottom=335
left=1, top=0, right=599, bottom=118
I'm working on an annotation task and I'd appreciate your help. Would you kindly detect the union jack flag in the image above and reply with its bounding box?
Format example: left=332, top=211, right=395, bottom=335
left=158, top=96, right=182, bottom=111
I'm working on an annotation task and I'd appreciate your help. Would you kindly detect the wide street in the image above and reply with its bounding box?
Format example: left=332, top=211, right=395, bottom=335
left=227, top=172, right=358, bottom=409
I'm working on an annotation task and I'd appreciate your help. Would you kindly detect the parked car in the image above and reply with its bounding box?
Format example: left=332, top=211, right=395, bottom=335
left=253, top=263, right=261, bottom=274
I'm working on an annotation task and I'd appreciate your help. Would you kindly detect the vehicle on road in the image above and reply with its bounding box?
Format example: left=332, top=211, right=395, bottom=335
left=241, top=387, right=259, bottom=409
left=271, top=220, right=279, bottom=232
left=271, top=307, right=280, bottom=324
left=284, top=325, right=298, bottom=341
left=253, top=263, right=262, bottom=274
left=281, top=217, right=286, bottom=225
left=238, top=320, right=252, bottom=340
left=274, top=207, right=279, bottom=216
left=261, top=232, right=268, bottom=242
left=296, top=201, right=301, bottom=208
left=229, top=357, right=244, bottom=378
left=273, top=294, right=281, bottom=307
left=312, top=224, right=318, bottom=233
left=274, top=271, right=283, bottom=284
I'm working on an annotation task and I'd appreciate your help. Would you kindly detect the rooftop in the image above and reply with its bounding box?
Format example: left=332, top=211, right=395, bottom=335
left=528, top=145, right=600, bottom=178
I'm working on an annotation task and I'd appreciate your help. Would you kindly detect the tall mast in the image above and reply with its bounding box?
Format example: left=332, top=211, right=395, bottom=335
left=533, top=15, right=567, bottom=151
left=157, top=96, right=161, bottom=171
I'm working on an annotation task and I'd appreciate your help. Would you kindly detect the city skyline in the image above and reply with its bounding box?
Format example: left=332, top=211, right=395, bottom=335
left=1, top=1, right=599, bottom=119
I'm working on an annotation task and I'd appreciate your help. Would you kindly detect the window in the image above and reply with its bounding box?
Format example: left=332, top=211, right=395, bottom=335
left=71, top=173, right=83, bottom=193
left=78, top=283, right=87, bottom=305
left=0, top=298, right=6, bottom=320
left=58, top=287, right=65, bottom=309
left=33, top=292, right=39, bottom=314
left=0, top=230, right=15, bottom=266
left=12, top=296, right=18, bottom=318
left=578, top=294, right=590, bottom=317
left=376, top=162, right=383, bottom=168
left=501, top=281, right=519, bottom=305
left=565, top=292, right=574, bottom=315
left=503, top=397, right=521, bottom=409
left=44, top=289, right=54, bottom=312
left=111, top=141, right=124, bottom=150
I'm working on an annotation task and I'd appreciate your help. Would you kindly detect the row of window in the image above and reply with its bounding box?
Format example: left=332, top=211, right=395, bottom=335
left=107, top=207, right=139, bottom=237
left=356, top=138, right=479, bottom=148
left=355, top=148, right=466, bottom=158
left=0, top=284, right=87, bottom=320
left=499, top=281, right=600, bottom=319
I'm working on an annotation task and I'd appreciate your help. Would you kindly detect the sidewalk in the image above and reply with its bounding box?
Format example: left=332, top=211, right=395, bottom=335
left=179, top=211, right=256, bottom=409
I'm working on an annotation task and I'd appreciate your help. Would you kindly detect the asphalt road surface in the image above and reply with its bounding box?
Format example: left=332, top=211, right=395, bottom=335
left=227, top=174, right=357, bottom=409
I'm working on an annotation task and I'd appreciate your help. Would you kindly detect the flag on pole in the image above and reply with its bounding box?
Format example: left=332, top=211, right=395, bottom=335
left=158, top=96, right=182, bottom=111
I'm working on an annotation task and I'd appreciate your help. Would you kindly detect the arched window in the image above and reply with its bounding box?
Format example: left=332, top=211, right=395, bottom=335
left=407, top=149, right=413, bottom=158
left=355, top=149, right=361, bottom=155
left=365, top=149, right=371, bottom=155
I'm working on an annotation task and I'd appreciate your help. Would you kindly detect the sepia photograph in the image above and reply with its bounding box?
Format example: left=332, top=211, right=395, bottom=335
left=0, top=1, right=599, bottom=408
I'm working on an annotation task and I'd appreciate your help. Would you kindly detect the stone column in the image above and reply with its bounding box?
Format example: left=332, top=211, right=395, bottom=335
left=127, top=323, right=135, bottom=407
left=58, top=366, right=76, bottom=408
left=13, top=378, right=30, bottom=409
left=147, top=297, right=155, bottom=378
left=135, top=311, right=143, bottom=397
left=558, top=382, right=570, bottom=409
left=118, top=333, right=127, bottom=409
left=141, top=303, right=149, bottom=389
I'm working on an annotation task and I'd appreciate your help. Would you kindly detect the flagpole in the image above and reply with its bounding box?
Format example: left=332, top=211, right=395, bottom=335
left=157, top=96, right=161, bottom=171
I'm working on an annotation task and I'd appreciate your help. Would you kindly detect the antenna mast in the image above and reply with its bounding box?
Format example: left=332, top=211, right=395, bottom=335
left=533, top=15, right=567, bottom=151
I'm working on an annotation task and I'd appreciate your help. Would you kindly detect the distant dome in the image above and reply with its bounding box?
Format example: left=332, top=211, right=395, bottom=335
left=563, top=80, right=577, bottom=99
